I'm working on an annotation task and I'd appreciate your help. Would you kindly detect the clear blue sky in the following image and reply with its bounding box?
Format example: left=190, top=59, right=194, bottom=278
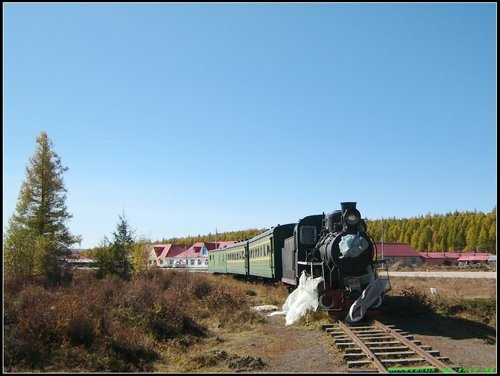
left=3, top=3, right=497, bottom=249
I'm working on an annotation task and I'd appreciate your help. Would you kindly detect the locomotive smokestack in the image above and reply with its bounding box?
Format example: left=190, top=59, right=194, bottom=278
left=341, top=202, right=357, bottom=211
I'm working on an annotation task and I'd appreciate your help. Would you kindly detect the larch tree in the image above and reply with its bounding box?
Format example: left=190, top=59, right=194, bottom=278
left=130, top=237, right=152, bottom=279
left=4, top=131, right=81, bottom=282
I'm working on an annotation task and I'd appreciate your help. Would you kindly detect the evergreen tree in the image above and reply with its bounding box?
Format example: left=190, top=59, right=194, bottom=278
left=4, top=131, right=80, bottom=282
left=95, top=213, right=135, bottom=280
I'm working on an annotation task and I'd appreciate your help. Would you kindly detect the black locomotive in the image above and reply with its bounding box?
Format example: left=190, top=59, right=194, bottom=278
left=209, top=202, right=389, bottom=322
left=281, top=202, right=389, bottom=321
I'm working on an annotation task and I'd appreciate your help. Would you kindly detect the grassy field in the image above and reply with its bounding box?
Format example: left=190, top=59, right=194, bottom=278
left=3, top=269, right=496, bottom=372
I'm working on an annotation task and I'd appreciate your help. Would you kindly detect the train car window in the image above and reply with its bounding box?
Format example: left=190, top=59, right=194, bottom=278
left=300, top=225, right=317, bottom=245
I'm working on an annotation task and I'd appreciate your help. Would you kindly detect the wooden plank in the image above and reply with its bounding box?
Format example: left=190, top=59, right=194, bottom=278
left=375, top=350, right=440, bottom=357
left=347, top=360, right=372, bottom=367
left=367, top=346, right=409, bottom=352
left=381, top=358, right=426, bottom=364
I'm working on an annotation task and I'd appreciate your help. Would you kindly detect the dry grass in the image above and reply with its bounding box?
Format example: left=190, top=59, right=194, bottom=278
left=4, top=269, right=496, bottom=372
left=385, top=276, right=496, bottom=327
left=3, top=270, right=295, bottom=372
left=388, top=276, right=496, bottom=299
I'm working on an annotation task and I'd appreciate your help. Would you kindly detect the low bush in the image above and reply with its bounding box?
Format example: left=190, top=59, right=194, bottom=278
left=67, top=314, right=96, bottom=348
left=4, top=268, right=268, bottom=371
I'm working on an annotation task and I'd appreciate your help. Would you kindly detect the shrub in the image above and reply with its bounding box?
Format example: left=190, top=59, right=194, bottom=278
left=207, top=288, right=248, bottom=312
left=122, top=278, right=160, bottom=312
left=107, top=335, right=159, bottom=372
left=149, top=293, right=186, bottom=341
left=67, top=314, right=95, bottom=348
left=4, top=273, right=28, bottom=298
left=384, top=286, right=432, bottom=316
left=191, top=278, right=213, bottom=300
left=459, top=298, right=496, bottom=324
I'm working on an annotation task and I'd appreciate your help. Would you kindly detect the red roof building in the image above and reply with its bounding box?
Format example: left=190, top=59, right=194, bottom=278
left=457, top=252, right=491, bottom=263
left=419, top=251, right=492, bottom=265
left=175, top=241, right=236, bottom=269
left=148, top=241, right=236, bottom=269
left=419, top=251, right=462, bottom=265
left=148, top=244, right=190, bottom=268
left=373, top=242, right=422, bottom=266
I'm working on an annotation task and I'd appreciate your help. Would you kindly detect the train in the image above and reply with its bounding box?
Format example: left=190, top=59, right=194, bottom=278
left=208, top=202, right=390, bottom=323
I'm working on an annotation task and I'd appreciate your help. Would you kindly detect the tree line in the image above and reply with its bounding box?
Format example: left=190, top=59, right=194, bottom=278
left=366, top=209, right=496, bottom=253
left=159, top=228, right=267, bottom=246
left=160, top=209, right=496, bottom=254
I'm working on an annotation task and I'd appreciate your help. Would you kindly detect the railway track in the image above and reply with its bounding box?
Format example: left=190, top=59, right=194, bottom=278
left=322, top=320, right=455, bottom=373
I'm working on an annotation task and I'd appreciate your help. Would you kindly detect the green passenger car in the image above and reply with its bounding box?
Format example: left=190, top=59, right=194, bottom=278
left=225, top=241, right=249, bottom=276
left=208, top=246, right=227, bottom=274
left=248, top=224, right=295, bottom=279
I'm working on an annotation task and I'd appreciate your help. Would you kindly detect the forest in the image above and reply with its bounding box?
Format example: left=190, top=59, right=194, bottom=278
left=366, top=208, right=496, bottom=253
left=158, top=208, right=496, bottom=254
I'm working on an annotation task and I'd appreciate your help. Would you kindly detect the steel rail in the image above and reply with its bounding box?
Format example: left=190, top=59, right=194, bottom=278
left=324, top=320, right=456, bottom=373
left=372, top=320, right=456, bottom=373
left=337, top=321, right=387, bottom=373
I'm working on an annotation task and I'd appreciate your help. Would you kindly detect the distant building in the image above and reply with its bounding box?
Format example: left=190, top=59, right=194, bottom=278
left=148, top=241, right=235, bottom=269
left=419, top=252, right=462, bottom=265
left=148, top=244, right=190, bottom=268
left=487, top=255, right=496, bottom=266
left=374, top=242, right=422, bottom=266
left=60, top=253, right=96, bottom=268
left=178, top=241, right=235, bottom=269
left=457, top=252, right=491, bottom=266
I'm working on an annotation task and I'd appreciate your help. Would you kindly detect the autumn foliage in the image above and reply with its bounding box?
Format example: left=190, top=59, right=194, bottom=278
left=3, top=269, right=261, bottom=372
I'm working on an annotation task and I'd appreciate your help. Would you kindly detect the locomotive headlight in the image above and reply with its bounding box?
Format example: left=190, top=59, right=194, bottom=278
left=344, top=209, right=361, bottom=226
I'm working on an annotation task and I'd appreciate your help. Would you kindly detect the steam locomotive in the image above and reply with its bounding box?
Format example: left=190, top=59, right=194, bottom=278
left=208, top=202, right=390, bottom=323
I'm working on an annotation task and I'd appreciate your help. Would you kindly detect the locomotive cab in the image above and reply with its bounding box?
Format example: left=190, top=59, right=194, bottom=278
left=281, top=214, right=323, bottom=287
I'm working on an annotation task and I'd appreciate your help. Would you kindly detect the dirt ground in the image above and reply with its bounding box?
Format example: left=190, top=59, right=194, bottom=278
left=193, top=306, right=497, bottom=373
left=379, top=312, right=497, bottom=372
left=188, top=279, right=497, bottom=374
left=166, top=273, right=496, bottom=373
left=190, top=313, right=345, bottom=373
